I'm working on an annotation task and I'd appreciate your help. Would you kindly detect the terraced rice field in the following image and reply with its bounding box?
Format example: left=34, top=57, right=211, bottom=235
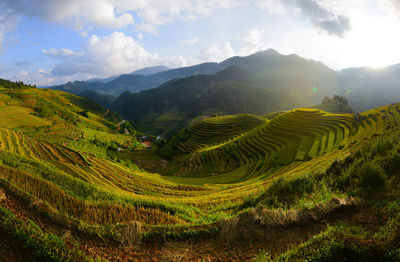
left=173, top=114, right=266, bottom=154
left=0, top=83, right=399, bottom=251
left=0, top=106, right=50, bottom=129
left=162, top=108, right=383, bottom=184
left=82, top=128, right=135, bottom=146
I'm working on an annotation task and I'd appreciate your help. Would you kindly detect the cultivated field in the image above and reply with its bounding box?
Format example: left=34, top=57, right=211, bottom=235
left=1, top=81, right=400, bottom=261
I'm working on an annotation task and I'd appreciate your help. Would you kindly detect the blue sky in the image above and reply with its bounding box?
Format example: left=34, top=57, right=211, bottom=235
left=1, top=0, right=400, bottom=86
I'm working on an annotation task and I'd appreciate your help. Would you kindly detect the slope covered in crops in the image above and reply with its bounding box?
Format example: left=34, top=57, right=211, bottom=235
left=1, top=79, right=400, bottom=261
left=162, top=107, right=382, bottom=183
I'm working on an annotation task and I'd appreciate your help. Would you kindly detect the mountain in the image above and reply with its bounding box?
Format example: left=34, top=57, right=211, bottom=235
left=47, top=50, right=287, bottom=98
left=131, top=65, right=169, bottom=76
left=48, top=62, right=224, bottom=97
left=49, top=80, right=106, bottom=94
left=79, top=90, right=116, bottom=108
left=111, top=51, right=343, bottom=136
left=47, top=50, right=400, bottom=115
left=339, top=63, right=400, bottom=111
left=87, top=75, right=118, bottom=83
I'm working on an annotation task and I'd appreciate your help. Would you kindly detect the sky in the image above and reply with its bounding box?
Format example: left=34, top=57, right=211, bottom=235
left=1, top=0, right=400, bottom=86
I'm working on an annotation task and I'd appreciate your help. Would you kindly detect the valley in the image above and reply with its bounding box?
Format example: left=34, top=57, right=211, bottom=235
left=0, top=79, right=400, bottom=261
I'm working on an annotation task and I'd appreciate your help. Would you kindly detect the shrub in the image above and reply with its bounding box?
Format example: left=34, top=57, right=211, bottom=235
left=355, top=163, right=386, bottom=195
left=267, top=177, right=314, bottom=206
left=371, top=139, right=394, bottom=157
left=240, top=175, right=315, bottom=209
left=380, top=154, right=400, bottom=176
left=34, top=100, right=56, bottom=118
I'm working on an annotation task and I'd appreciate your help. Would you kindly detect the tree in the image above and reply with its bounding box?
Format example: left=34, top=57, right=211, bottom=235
left=333, top=95, right=348, bottom=107
left=320, top=95, right=353, bottom=113
left=322, top=97, right=334, bottom=104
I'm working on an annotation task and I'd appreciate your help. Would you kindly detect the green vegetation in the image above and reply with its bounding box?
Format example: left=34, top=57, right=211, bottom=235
left=0, top=206, right=93, bottom=261
left=2, top=78, right=400, bottom=260
left=314, top=95, right=354, bottom=113
left=110, top=51, right=343, bottom=136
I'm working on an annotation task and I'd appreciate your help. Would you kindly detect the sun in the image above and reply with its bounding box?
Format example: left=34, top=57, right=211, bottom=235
left=341, top=11, right=400, bottom=68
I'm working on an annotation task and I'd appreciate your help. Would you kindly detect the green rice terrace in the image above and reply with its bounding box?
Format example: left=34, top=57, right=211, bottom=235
left=1, top=80, right=400, bottom=261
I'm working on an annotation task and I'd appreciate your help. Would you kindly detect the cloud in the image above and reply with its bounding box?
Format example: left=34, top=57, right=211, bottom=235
left=42, top=48, right=84, bottom=59
left=240, top=29, right=268, bottom=54
left=27, top=0, right=134, bottom=30
left=79, top=31, right=89, bottom=38
left=0, top=3, right=19, bottom=50
left=5, top=67, right=87, bottom=87
left=0, top=0, right=239, bottom=34
left=256, top=0, right=286, bottom=14
left=295, top=0, right=351, bottom=37
left=197, top=42, right=235, bottom=62
left=386, top=0, right=400, bottom=16
left=49, top=31, right=186, bottom=78
left=196, top=28, right=270, bottom=62
left=182, top=38, right=199, bottom=45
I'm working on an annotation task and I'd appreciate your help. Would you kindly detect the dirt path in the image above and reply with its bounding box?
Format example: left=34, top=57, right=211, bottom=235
left=116, top=120, right=126, bottom=133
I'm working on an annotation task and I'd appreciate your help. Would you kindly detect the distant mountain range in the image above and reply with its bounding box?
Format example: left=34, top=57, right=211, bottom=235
left=46, top=49, right=400, bottom=135
left=338, top=64, right=400, bottom=110
left=131, top=65, right=170, bottom=76
left=49, top=62, right=225, bottom=96
left=110, top=51, right=343, bottom=135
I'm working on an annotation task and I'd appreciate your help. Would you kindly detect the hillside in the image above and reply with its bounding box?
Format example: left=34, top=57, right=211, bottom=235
left=0, top=79, right=139, bottom=155
left=51, top=49, right=400, bottom=131
left=48, top=49, right=340, bottom=99
left=340, top=63, right=400, bottom=111
left=111, top=55, right=342, bottom=136
left=1, top=78, right=400, bottom=260
left=158, top=114, right=267, bottom=158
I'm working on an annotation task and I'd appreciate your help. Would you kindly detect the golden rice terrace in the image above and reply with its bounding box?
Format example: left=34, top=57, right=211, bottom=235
left=1, top=81, right=400, bottom=261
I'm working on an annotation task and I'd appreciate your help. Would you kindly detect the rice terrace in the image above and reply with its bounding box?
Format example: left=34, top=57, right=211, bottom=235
left=2, top=1, right=400, bottom=261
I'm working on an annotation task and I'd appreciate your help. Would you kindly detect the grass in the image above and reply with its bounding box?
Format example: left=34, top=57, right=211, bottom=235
left=0, top=205, right=94, bottom=261
left=1, top=80, right=400, bottom=260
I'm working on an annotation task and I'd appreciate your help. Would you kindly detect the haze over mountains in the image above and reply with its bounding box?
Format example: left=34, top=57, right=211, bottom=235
left=47, top=49, right=400, bottom=135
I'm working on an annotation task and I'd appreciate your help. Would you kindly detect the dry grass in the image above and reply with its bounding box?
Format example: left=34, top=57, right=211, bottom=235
left=118, top=221, right=143, bottom=248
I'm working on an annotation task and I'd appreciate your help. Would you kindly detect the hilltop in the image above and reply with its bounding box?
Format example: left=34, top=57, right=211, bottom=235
left=1, top=79, right=400, bottom=261
left=48, top=61, right=224, bottom=97
left=47, top=49, right=338, bottom=99
left=48, top=51, right=400, bottom=136
left=111, top=51, right=341, bottom=136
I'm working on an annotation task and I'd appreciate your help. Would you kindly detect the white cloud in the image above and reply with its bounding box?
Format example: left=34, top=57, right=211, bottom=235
left=42, top=48, right=84, bottom=59
left=240, top=29, right=267, bottom=54
left=49, top=31, right=186, bottom=79
left=163, top=55, right=188, bottom=68
left=182, top=38, right=199, bottom=45
left=197, top=42, right=235, bottom=62
left=12, top=68, right=92, bottom=86
left=385, top=0, right=400, bottom=16
left=196, top=28, right=271, bottom=62
left=0, top=4, right=19, bottom=50
left=134, top=22, right=158, bottom=34
left=256, top=0, right=286, bottom=14
left=1, top=0, right=240, bottom=34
